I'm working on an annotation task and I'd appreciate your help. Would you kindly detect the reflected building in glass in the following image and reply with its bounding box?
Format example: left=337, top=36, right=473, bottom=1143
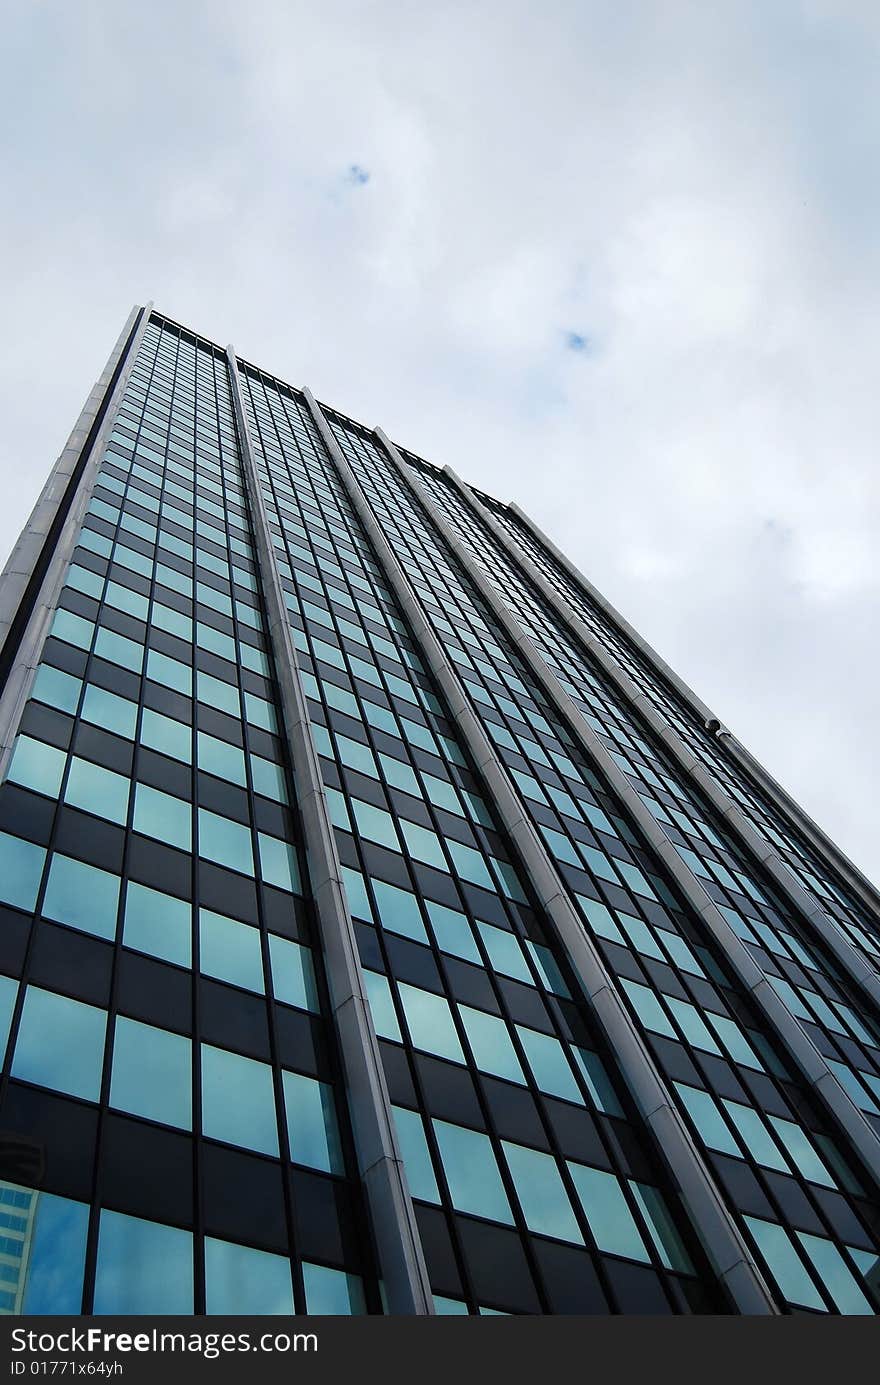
left=0, top=305, right=878, bottom=1315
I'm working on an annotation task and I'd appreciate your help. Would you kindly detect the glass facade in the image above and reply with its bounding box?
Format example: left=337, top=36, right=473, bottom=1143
left=0, top=304, right=876, bottom=1315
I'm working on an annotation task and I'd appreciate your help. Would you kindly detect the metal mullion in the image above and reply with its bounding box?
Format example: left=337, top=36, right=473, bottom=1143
left=226, top=351, right=433, bottom=1316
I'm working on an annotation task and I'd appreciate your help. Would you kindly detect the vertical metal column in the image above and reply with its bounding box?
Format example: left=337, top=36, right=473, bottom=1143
left=506, top=502, right=880, bottom=923
left=443, top=470, right=880, bottom=1014
left=302, top=392, right=777, bottom=1315
left=0, top=302, right=152, bottom=782
left=376, top=439, right=880, bottom=1196
left=225, top=352, right=434, bottom=1316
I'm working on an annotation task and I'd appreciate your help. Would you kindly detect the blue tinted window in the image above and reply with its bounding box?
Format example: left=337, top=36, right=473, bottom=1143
left=140, top=709, right=192, bottom=764
left=744, top=1217, right=824, bottom=1310
left=432, top=1120, right=513, bottom=1224
left=268, top=935, right=318, bottom=1012
left=0, top=976, right=17, bottom=1061
left=110, top=1017, right=191, bottom=1129
left=516, top=1026, right=582, bottom=1103
left=282, top=1071, right=343, bottom=1173
left=363, top=971, right=401, bottom=1041
left=19, top=1189, right=89, bottom=1314
left=258, top=833, right=299, bottom=893
left=400, top=820, right=446, bottom=870
left=198, top=810, right=253, bottom=875
left=391, top=1106, right=440, bottom=1203
left=571, top=1048, right=624, bottom=1117
left=93, top=1211, right=193, bottom=1314
left=675, top=1083, right=740, bottom=1155
left=567, top=1162, right=649, bottom=1261
left=200, top=909, right=264, bottom=993
left=371, top=880, right=428, bottom=944
left=123, top=881, right=191, bottom=967
left=460, top=1006, right=524, bottom=1084
left=42, top=854, right=120, bottom=941
left=6, top=736, right=66, bottom=798
left=398, top=984, right=463, bottom=1063
left=81, top=685, right=137, bottom=740
left=629, top=1182, right=694, bottom=1274
left=134, top=785, right=191, bottom=849
left=302, top=1262, right=365, bottom=1315
left=65, top=758, right=130, bottom=825
left=30, top=664, right=81, bottom=715
left=12, top=987, right=106, bottom=1101
left=201, top=1045, right=279, bottom=1157
left=351, top=799, right=399, bottom=851
left=425, top=900, right=480, bottom=963
left=503, top=1143, right=583, bottom=1244
left=476, top=922, right=531, bottom=983
left=204, top=1237, right=294, bottom=1315
left=796, top=1232, right=871, bottom=1314
left=198, top=732, right=246, bottom=786
left=148, top=650, right=191, bottom=696
left=251, top=754, right=288, bottom=803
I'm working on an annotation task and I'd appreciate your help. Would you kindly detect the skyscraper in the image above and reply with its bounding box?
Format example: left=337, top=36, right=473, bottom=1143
left=0, top=303, right=878, bottom=1316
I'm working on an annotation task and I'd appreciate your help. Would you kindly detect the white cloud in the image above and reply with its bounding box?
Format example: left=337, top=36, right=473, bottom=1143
left=0, top=0, right=877, bottom=886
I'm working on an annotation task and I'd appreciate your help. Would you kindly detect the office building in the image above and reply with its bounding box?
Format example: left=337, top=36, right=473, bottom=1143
left=0, top=305, right=878, bottom=1314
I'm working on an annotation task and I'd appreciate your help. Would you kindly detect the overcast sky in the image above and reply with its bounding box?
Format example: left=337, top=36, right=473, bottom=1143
left=1, top=1, right=877, bottom=886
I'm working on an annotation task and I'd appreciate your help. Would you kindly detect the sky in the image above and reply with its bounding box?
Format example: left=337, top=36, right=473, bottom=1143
left=1, top=0, right=877, bottom=884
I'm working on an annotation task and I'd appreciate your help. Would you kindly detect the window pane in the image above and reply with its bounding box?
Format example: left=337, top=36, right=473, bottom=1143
left=200, top=909, right=264, bottom=993
left=400, top=820, right=446, bottom=870
left=12, top=987, right=106, bottom=1102
left=371, top=880, right=428, bottom=944
left=42, top=854, right=120, bottom=941
left=302, top=1262, right=365, bottom=1315
left=675, top=1084, right=739, bottom=1156
left=30, top=664, right=81, bottom=715
left=351, top=799, right=399, bottom=851
left=141, top=709, right=192, bottom=763
left=258, top=833, right=299, bottom=893
left=198, top=810, right=253, bottom=875
left=398, top=984, right=463, bottom=1063
left=460, top=1006, right=524, bottom=1084
left=0, top=833, right=46, bottom=913
left=571, top=1048, right=624, bottom=1118
left=0, top=976, right=17, bottom=1061
left=81, top=685, right=138, bottom=740
left=432, top=1120, right=513, bottom=1224
left=65, top=758, right=130, bottom=825
left=723, top=1102, right=788, bottom=1172
left=16, top=1187, right=89, bottom=1314
left=391, top=1106, right=440, bottom=1203
left=796, top=1232, right=871, bottom=1314
left=476, top=922, right=531, bottom=983
left=516, top=1026, right=581, bottom=1102
left=268, top=935, right=318, bottom=1012
left=503, top=1143, right=584, bottom=1244
left=110, top=1017, right=191, bottom=1129
left=201, top=1044, right=279, bottom=1157
left=123, top=881, right=191, bottom=967
left=363, top=971, right=401, bottom=1041
left=198, top=731, right=246, bottom=785
left=744, top=1217, right=824, bottom=1309
left=629, top=1181, right=694, bottom=1274
left=135, top=784, right=191, bottom=849
left=567, top=1162, right=649, bottom=1260
left=425, top=901, right=480, bottom=963
left=204, top=1237, right=294, bottom=1315
left=94, top=1210, right=193, bottom=1314
left=282, top=1071, right=343, bottom=1173
left=6, top=736, right=66, bottom=798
